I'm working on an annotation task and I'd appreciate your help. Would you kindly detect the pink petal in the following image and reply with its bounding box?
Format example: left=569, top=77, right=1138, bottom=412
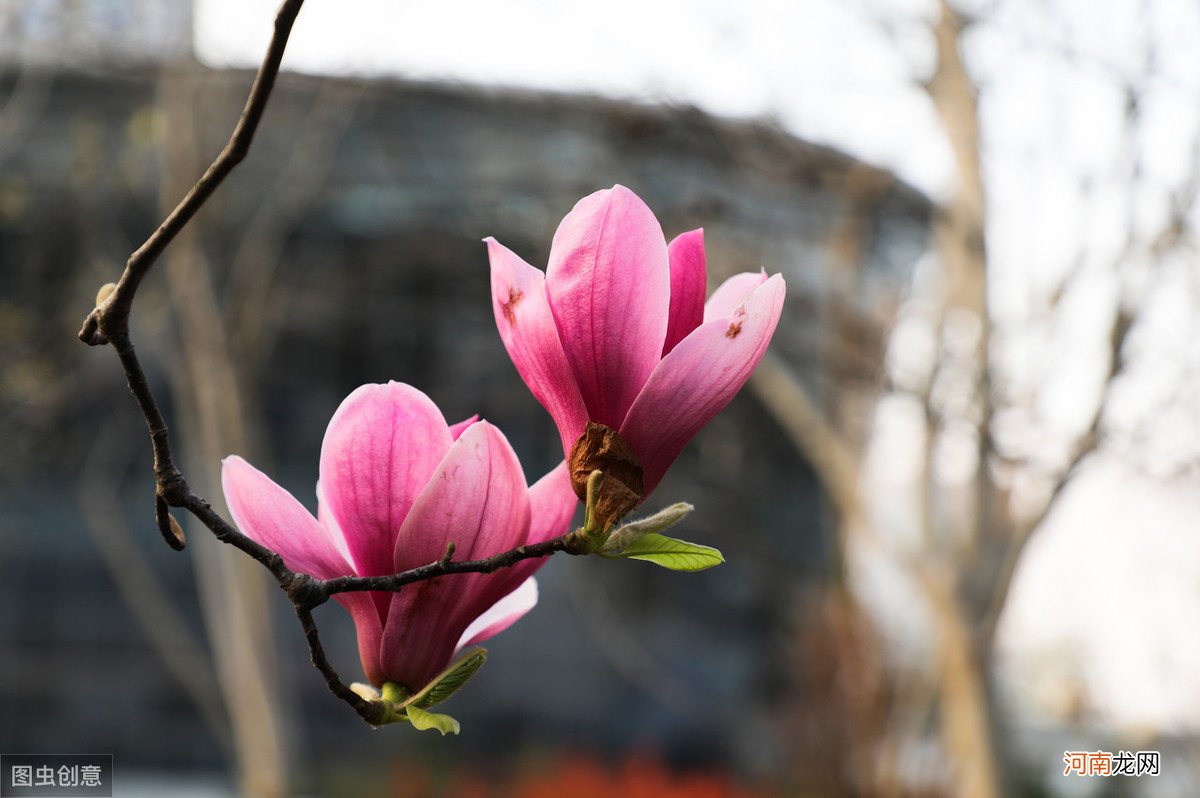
left=704, top=271, right=769, bottom=323
left=455, top=577, right=538, bottom=651
left=222, top=456, right=350, bottom=580
left=621, top=274, right=787, bottom=495
left=488, top=238, right=590, bottom=455
left=663, top=229, right=707, bottom=356
left=315, top=480, right=354, bottom=564
left=334, top=593, right=387, bottom=687
left=222, top=457, right=385, bottom=685
left=392, top=421, right=531, bottom=568
left=449, top=414, right=480, bottom=440
left=318, top=382, right=453, bottom=584
left=381, top=422, right=532, bottom=689
left=545, top=185, right=670, bottom=429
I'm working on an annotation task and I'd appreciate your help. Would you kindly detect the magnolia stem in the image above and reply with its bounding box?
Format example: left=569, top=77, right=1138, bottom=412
left=74, top=0, right=579, bottom=725
left=318, top=534, right=578, bottom=599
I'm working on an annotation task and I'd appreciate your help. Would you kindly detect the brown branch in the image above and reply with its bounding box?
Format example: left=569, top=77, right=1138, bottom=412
left=75, top=0, right=585, bottom=725
left=317, top=535, right=579, bottom=600
left=78, top=0, right=307, bottom=348
left=294, top=606, right=386, bottom=725
left=921, top=4, right=1001, bottom=797
left=78, top=0, right=308, bottom=556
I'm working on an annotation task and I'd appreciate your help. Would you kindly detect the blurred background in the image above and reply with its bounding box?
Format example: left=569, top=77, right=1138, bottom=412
left=2, top=0, right=1199, bottom=796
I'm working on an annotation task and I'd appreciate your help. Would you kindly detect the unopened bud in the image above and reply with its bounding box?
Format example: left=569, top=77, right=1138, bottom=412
left=381, top=682, right=409, bottom=705
left=155, top=496, right=186, bottom=551
left=167, top=515, right=185, bottom=546
left=95, top=282, right=117, bottom=308
left=350, top=682, right=381, bottom=702
left=600, top=503, right=695, bottom=555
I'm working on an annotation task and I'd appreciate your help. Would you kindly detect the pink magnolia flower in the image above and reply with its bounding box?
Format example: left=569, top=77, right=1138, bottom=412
left=487, top=184, right=786, bottom=504
left=221, top=382, right=577, bottom=692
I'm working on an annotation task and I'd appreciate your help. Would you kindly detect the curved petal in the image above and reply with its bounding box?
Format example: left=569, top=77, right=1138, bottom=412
left=488, top=238, right=590, bottom=455
left=704, top=270, right=768, bottom=323
left=621, top=274, right=787, bottom=495
left=663, top=229, right=707, bottom=356
left=449, top=414, right=480, bottom=440
left=455, top=577, right=538, bottom=651
left=318, top=382, right=453, bottom=581
left=381, top=422, right=532, bottom=689
left=315, top=480, right=353, bottom=564
left=392, top=421, right=532, bottom=569
left=545, top=185, right=670, bottom=428
left=222, top=456, right=349, bottom=580
left=223, top=457, right=385, bottom=684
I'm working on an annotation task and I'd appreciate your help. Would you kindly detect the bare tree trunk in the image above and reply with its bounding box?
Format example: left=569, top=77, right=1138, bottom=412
left=920, top=3, right=1001, bottom=796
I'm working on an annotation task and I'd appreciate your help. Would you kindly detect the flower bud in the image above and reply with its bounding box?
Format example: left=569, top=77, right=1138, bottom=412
left=95, top=282, right=117, bottom=308
left=600, top=502, right=694, bottom=555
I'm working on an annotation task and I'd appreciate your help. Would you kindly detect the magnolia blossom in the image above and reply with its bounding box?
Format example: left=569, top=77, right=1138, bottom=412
left=221, top=382, right=576, bottom=691
left=487, top=184, right=786, bottom=507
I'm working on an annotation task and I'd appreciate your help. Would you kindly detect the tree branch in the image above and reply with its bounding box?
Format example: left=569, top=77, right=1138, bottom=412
left=294, top=606, right=387, bottom=725
left=78, top=0, right=307, bottom=348
left=316, top=535, right=579, bottom=601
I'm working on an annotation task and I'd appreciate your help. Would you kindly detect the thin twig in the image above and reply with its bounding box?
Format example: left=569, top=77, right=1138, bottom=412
left=317, top=535, right=579, bottom=600
left=294, top=606, right=386, bottom=725
left=78, top=0, right=307, bottom=347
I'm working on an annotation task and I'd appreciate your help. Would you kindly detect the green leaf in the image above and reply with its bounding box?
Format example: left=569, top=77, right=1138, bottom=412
left=403, top=703, right=461, bottom=735
left=602, top=533, right=724, bottom=572
left=402, top=648, right=488, bottom=709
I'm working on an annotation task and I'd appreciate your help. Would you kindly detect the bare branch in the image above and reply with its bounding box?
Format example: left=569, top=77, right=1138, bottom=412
left=294, top=606, right=385, bottom=725
left=920, top=5, right=1001, bottom=796
left=78, top=0, right=307, bottom=347
left=315, top=535, right=580, bottom=602
left=76, top=0, right=309, bottom=562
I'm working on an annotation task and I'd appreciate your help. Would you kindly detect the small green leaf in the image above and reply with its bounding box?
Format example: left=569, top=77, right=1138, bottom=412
left=404, top=703, right=461, bottom=735
left=602, top=533, right=724, bottom=572
left=403, top=648, right=488, bottom=709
